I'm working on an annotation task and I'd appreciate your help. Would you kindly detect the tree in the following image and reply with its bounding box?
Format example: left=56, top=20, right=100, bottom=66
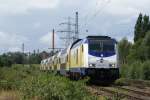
left=29, top=54, right=42, bottom=64
left=142, top=15, right=150, bottom=38
left=0, top=51, right=42, bottom=67
left=0, top=53, right=12, bottom=67
left=128, top=31, right=150, bottom=62
left=134, top=13, right=150, bottom=42
left=118, top=38, right=132, bottom=65
left=134, top=13, right=143, bottom=42
left=0, top=56, right=3, bottom=67
left=142, top=31, right=150, bottom=60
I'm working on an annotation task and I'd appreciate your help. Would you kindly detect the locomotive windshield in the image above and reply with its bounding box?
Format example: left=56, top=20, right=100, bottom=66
left=89, top=40, right=115, bottom=52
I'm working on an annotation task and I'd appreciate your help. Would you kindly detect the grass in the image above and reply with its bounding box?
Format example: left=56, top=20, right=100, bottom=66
left=0, top=64, right=97, bottom=100
left=0, top=90, right=21, bottom=100
left=3, top=62, right=149, bottom=99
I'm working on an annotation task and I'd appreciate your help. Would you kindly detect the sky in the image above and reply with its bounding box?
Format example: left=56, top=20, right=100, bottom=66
left=0, top=0, right=150, bottom=53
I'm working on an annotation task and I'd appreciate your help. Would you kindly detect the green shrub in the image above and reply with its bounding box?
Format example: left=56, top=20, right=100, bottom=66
left=129, top=61, right=142, bottom=79
left=120, top=61, right=150, bottom=80
left=120, top=64, right=130, bottom=78
left=0, top=64, right=40, bottom=90
left=0, top=65, right=96, bottom=100
left=114, top=78, right=129, bottom=86
left=141, top=61, right=150, bottom=80
left=20, top=73, right=96, bottom=100
left=0, top=67, right=22, bottom=90
left=0, top=80, right=12, bottom=90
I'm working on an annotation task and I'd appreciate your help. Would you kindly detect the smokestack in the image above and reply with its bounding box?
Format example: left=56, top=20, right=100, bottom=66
left=52, top=29, right=55, bottom=51
left=75, top=12, right=79, bottom=40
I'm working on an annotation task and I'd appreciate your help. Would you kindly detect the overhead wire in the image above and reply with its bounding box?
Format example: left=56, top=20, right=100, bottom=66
left=82, top=0, right=104, bottom=23
left=90, top=0, right=111, bottom=20
left=80, top=0, right=111, bottom=33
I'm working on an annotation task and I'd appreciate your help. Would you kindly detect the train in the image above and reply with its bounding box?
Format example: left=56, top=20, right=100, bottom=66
left=40, top=36, right=119, bottom=82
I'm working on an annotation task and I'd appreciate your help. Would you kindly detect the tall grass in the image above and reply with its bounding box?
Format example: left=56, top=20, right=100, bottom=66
left=120, top=60, right=150, bottom=80
left=20, top=73, right=96, bottom=100
left=0, top=65, right=97, bottom=100
left=0, top=90, right=21, bottom=100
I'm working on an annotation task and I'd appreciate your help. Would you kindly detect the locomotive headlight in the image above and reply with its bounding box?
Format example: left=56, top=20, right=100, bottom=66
left=112, top=64, right=115, bottom=67
left=109, top=64, right=115, bottom=67
left=89, top=64, right=95, bottom=68
left=89, top=64, right=92, bottom=67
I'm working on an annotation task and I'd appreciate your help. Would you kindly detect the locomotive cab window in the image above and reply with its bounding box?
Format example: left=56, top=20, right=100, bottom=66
left=103, top=41, right=114, bottom=52
left=89, top=40, right=115, bottom=52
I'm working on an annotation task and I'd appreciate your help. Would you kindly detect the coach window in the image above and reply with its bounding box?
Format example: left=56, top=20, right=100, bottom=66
left=59, top=58, right=61, bottom=63
left=76, top=50, right=78, bottom=64
left=66, top=55, right=68, bottom=62
left=74, top=51, right=76, bottom=59
left=82, top=45, right=84, bottom=52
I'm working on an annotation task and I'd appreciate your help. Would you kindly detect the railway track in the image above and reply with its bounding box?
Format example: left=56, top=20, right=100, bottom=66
left=87, top=85, right=150, bottom=100
left=115, top=86, right=150, bottom=97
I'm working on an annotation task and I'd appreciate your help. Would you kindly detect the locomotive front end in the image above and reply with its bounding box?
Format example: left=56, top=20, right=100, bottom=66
left=86, top=36, right=119, bottom=83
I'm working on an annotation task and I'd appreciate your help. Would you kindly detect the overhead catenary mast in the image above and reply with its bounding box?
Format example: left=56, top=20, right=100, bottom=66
left=52, top=29, right=55, bottom=52
left=58, top=16, right=75, bottom=47
left=22, top=43, right=24, bottom=54
left=75, top=12, right=79, bottom=41
left=58, top=12, right=79, bottom=48
left=22, top=43, right=24, bottom=66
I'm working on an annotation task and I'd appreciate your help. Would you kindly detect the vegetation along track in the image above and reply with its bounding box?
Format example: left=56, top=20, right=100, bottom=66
left=87, top=85, right=150, bottom=100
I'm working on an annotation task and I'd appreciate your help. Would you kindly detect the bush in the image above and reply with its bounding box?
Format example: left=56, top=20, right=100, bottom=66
left=20, top=73, right=96, bottom=100
left=115, top=78, right=129, bottom=86
left=141, top=61, right=150, bottom=80
left=0, top=64, right=40, bottom=90
left=0, top=65, right=96, bottom=100
left=120, top=61, right=150, bottom=80
left=120, top=61, right=142, bottom=79
left=120, top=64, right=130, bottom=78
left=129, top=61, right=142, bottom=79
left=0, top=67, right=22, bottom=90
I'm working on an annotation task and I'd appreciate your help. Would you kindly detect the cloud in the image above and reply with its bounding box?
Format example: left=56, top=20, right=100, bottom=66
left=1, top=0, right=150, bottom=16
left=1, top=0, right=150, bottom=53
left=33, top=22, right=41, bottom=29
left=103, top=0, right=150, bottom=16
left=0, top=31, right=28, bottom=52
left=39, top=32, right=64, bottom=48
left=8, top=47, right=22, bottom=52
left=0, top=0, right=59, bottom=14
left=116, top=19, right=132, bottom=25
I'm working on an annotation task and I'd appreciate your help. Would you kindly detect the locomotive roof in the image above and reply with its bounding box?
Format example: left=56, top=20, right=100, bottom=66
left=70, top=36, right=114, bottom=49
left=86, top=36, right=111, bottom=39
left=70, top=39, right=82, bottom=49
